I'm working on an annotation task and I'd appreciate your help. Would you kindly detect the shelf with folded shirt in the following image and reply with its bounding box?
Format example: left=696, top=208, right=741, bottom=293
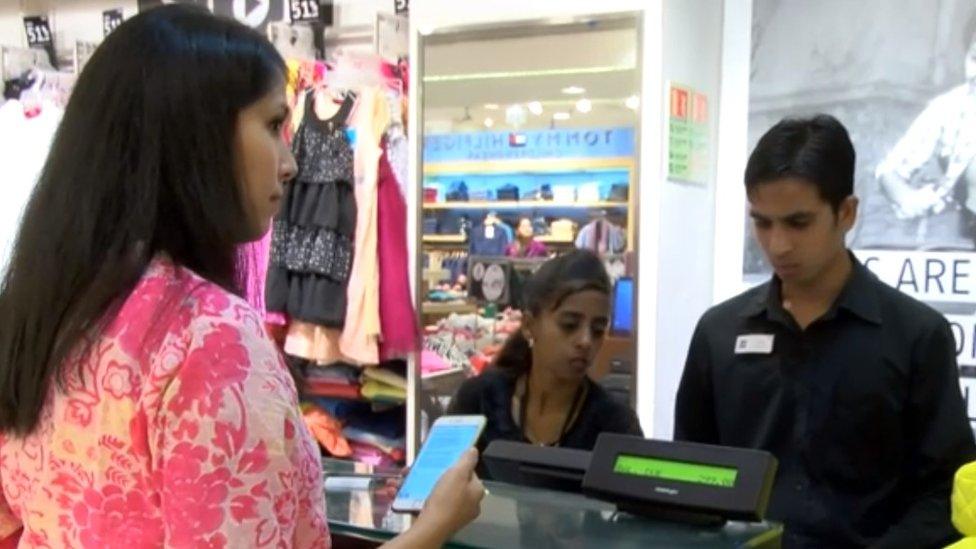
left=422, top=233, right=576, bottom=246
left=421, top=200, right=628, bottom=210
left=296, top=358, right=410, bottom=468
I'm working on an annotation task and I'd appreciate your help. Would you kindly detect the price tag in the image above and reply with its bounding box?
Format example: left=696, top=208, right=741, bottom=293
left=23, top=16, right=53, bottom=47
left=103, top=9, right=124, bottom=37
left=394, top=0, right=409, bottom=15
left=289, top=0, right=320, bottom=22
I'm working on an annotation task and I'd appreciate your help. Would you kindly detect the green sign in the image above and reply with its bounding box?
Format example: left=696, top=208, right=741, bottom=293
left=613, top=454, right=738, bottom=488
left=668, top=84, right=710, bottom=184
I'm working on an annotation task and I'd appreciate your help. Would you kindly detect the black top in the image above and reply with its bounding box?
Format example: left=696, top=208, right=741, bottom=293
left=675, top=253, right=976, bottom=549
left=448, top=367, right=643, bottom=478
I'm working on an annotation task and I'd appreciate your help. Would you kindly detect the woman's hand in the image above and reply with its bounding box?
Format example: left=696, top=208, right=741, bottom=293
left=418, top=448, right=485, bottom=535
left=380, top=448, right=485, bottom=549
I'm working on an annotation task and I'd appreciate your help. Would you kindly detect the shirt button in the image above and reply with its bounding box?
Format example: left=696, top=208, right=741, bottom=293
left=795, top=483, right=803, bottom=492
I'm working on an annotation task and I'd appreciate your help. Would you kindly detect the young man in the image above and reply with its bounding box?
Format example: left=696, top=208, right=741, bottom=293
left=675, top=115, right=976, bottom=548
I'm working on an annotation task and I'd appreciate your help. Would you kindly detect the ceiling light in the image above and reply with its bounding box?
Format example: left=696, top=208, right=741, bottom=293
left=626, top=95, right=640, bottom=110
left=528, top=101, right=543, bottom=115
left=506, top=104, right=527, bottom=127
left=484, top=117, right=495, bottom=128
left=561, top=86, right=585, bottom=95
left=484, top=103, right=499, bottom=110
left=553, top=112, right=571, bottom=121
left=575, top=98, right=592, bottom=113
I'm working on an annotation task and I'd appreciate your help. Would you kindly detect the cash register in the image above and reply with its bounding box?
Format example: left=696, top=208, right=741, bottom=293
left=484, top=433, right=777, bottom=527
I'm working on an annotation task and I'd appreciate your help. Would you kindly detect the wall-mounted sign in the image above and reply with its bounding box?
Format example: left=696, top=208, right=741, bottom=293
left=668, top=83, right=709, bottom=185
left=424, top=127, right=636, bottom=163
left=103, top=9, right=124, bottom=37
left=22, top=16, right=52, bottom=47
left=288, top=0, right=320, bottom=22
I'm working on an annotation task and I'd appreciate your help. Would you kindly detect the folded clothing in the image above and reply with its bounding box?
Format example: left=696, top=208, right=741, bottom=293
left=361, top=379, right=406, bottom=403
left=445, top=180, right=469, bottom=201
left=553, top=186, right=575, bottom=202
left=343, top=426, right=405, bottom=455
left=523, top=184, right=553, bottom=201
left=422, top=217, right=439, bottom=234
left=307, top=362, right=361, bottom=384
left=608, top=183, right=628, bottom=201
left=422, top=349, right=452, bottom=375
left=302, top=405, right=352, bottom=457
left=577, top=182, right=601, bottom=203
left=496, top=184, right=520, bottom=201
left=363, top=365, right=407, bottom=390
left=549, top=218, right=576, bottom=241
left=349, top=440, right=403, bottom=467
left=469, top=189, right=492, bottom=201
left=305, top=380, right=361, bottom=400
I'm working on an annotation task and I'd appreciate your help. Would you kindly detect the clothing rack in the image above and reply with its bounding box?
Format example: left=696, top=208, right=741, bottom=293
left=1, top=46, right=52, bottom=81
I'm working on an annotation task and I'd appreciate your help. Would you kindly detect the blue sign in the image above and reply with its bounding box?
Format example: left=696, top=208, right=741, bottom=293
left=424, top=127, right=636, bottom=163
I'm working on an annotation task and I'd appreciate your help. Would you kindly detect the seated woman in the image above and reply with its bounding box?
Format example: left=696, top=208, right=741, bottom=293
left=505, top=217, right=548, bottom=258
left=448, top=250, right=642, bottom=473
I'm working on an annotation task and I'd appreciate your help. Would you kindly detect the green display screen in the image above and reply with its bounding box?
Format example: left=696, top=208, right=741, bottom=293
left=613, top=454, right=738, bottom=488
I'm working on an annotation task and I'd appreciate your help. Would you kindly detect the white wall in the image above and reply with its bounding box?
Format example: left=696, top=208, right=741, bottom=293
left=652, top=0, right=724, bottom=439
left=712, top=0, right=751, bottom=304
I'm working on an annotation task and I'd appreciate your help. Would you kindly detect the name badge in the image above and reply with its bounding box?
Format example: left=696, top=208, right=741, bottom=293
left=735, top=334, right=774, bottom=355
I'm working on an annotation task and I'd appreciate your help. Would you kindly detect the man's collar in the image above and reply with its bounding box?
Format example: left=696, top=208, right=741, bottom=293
left=739, top=252, right=882, bottom=325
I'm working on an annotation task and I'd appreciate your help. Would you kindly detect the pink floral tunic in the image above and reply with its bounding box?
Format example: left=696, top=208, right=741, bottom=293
left=0, top=257, right=329, bottom=548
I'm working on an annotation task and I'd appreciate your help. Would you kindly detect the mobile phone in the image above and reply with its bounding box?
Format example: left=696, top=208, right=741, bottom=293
left=392, top=415, right=486, bottom=513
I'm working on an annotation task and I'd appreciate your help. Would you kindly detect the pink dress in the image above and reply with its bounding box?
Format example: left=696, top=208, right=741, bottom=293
left=0, top=257, right=329, bottom=548
left=377, top=139, right=419, bottom=360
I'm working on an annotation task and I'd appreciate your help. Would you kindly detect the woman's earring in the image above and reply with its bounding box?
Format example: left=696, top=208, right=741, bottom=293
left=527, top=337, right=535, bottom=348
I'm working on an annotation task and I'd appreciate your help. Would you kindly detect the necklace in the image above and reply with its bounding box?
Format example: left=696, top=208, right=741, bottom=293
left=518, top=375, right=586, bottom=447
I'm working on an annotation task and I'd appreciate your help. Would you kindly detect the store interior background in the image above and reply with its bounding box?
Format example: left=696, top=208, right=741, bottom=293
left=17, top=1, right=971, bottom=460
left=0, top=0, right=728, bottom=455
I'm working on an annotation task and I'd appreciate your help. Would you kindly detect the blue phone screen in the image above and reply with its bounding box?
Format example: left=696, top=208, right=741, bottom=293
left=397, top=422, right=481, bottom=505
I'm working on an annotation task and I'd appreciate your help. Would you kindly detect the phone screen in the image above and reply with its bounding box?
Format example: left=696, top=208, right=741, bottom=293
left=394, top=419, right=484, bottom=510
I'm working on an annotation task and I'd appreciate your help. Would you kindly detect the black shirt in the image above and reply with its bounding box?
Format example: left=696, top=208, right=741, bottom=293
left=675, top=254, right=976, bottom=549
left=448, top=367, right=643, bottom=477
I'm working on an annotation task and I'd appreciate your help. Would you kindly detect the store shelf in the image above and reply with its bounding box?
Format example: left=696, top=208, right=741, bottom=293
left=536, top=235, right=575, bottom=244
left=423, top=234, right=468, bottom=244
left=422, top=200, right=628, bottom=210
left=423, top=234, right=574, bottom=247
left=422, top=302, right=478, bottom=316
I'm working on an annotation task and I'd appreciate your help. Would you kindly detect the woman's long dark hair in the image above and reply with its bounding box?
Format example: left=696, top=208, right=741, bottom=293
left=0, top=5, right=286, bottom=435
left=493, top=250, right=612, bottom=374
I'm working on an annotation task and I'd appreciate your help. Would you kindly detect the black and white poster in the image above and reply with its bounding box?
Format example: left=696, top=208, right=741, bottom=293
left=747, top=0, right=976, bottom=428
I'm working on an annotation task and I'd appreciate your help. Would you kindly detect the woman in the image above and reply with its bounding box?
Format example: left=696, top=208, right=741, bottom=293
left=448, top=250, right=642, bottom=472
left=505, top=217, right=548, bottom=258
left=0, top=6, right=481, bottom=548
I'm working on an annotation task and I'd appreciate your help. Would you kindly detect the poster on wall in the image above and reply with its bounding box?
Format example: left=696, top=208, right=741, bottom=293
left=668, top=83, right=709, bottom=185
left=746, top=0, right=976, bottom=428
